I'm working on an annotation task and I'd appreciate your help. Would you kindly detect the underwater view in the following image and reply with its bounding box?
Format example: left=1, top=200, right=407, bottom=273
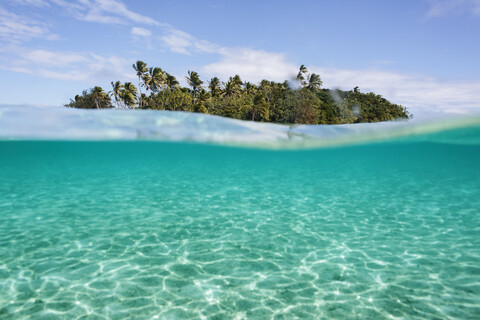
left=1, top=106, right=480, bottom=319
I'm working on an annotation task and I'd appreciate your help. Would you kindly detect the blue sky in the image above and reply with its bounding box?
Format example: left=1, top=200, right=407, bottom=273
left=1, top=0, right=479, bottom=114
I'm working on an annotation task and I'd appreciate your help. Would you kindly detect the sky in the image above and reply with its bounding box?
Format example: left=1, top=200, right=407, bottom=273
left=0, top=0, right=479, bottom=115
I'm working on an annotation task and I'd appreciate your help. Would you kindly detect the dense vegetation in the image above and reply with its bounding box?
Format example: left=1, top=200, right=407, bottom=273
left=65, top=61, right=411, bottom=124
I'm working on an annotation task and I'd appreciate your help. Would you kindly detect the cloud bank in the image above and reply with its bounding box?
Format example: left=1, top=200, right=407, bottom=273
left=312, top=67, right=480, bottom=113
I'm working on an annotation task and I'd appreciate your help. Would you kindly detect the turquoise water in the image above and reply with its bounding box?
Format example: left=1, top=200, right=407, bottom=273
left=1, top=112, right=480, bottom=319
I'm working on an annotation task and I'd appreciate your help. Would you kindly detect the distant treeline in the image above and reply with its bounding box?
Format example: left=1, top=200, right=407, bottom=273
left=65, top=61, right=411, bottom=124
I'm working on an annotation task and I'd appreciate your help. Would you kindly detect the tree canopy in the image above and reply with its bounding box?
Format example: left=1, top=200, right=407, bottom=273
left=65, top=62, right=411, bottom=124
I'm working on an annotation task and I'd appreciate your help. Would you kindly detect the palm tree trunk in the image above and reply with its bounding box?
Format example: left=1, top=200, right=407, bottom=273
left=137, top=76, right=143, bottom=108
left=114, top=94, right=120, bottom=109
left=162, top=90, right=166, bottom=110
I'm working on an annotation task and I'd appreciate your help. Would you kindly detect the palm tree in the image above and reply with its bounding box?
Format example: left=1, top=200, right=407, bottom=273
left=243, top=82, right=257, bottom=95
left=132, top=60, right=148, bottom=108
left=224, top=75, right=243, bottom=96
left=208, top=77, right=221, bottom=97
left=223, top=79, right=233, bottom=96
left=259, top=80, right=273, bottom=102
left=185, top=71, right=203, bottom=103
left=198, top=89, right=210, bottom=103
left=109, top=81, right=124, bottom=108
left=148, top=67, right=166, bottom=92
left=92, top=86, right=109, bottom=109
left=307, top=73, right=322, bottom=91
left=147, top=67, right=166, bottom=109
left=120, top=82, right=138, bottom=108
left=142, top=72, right=152, bottom=94
left=297, top=65, right=308, bottom=87
left=252, top=93, right=269, bottom=121
left=231, top=75, right=243, bottom=94
left=142, top=71, right=155, bottom=108
left=166, top=73, right=179, bottom=91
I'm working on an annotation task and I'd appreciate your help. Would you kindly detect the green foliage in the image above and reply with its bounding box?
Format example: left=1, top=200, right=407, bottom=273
left=193, top=103, right=208, bottom=113
left=133, top=60, right=148, bottom=108
left=208, top=77, right=221, bottom=97
left=341, top=90, right=410, bottom=123
left=166, top=73, right=179, bottom=90
left=67, top=64, right=411, bottom=124
left=296, top=64, right=308, bottom=87
left=120, top=82, right=138, bottom=108
left=252, top=94, right=269, bottom=121
left=224, top=75, right=243, bottom=96
left=307, top=73, right=322, bottom=91
left=186, top=71, right=203, bottom=103
left=109, top=81, right=124, bottom=108
left=280, top=89, right=322, bottom=124
left=65, top=87, right=113, bottom=109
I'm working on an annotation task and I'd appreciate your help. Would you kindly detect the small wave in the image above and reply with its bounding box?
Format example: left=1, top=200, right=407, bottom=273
left=1, top=105, right=479, bottom=149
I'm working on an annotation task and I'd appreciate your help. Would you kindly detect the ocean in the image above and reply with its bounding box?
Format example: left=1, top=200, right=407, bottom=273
left=0, top=106, right=479, bottom=319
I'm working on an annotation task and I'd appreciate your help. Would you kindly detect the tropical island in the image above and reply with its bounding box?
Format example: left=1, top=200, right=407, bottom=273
left=65, top=61, right=411, bottom=124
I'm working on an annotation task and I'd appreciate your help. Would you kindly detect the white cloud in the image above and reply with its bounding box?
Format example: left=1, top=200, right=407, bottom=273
left=202, top=47, right=298, bottom=83
left=0, top=7, right=57, bottom=43
left=46, top=0, right=160, bottom=25
left=193, top=39, right=218, bottom=54
left=426, top=0, right=480, bottom=18
left=160, top=28, right=218, bottom=54
left=12, top=0, right=162, bottom=25
left=3, top=47, right=133, bottom=82
left=310, top=66, right=480, bottom=111
left=161, top=29, right=194, bottom=54
left=92, top=0, right=159, bottom=25
left=21, top=49, right=88, bottom=67
left=131, top=26, right=151, bottom=37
